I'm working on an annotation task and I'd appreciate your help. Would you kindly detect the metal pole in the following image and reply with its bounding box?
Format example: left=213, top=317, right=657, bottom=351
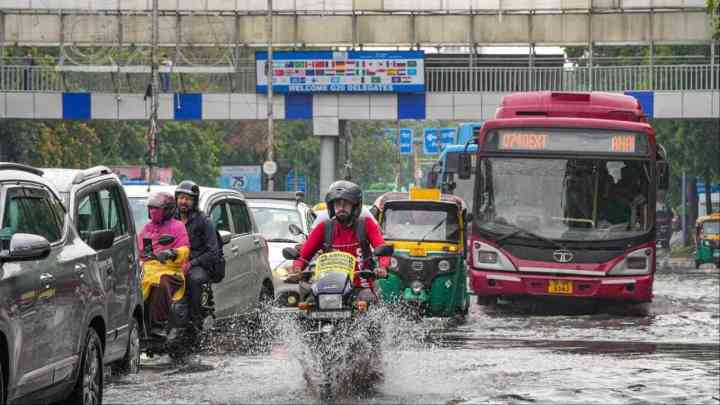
left=711, top=41, right=716, bottom=91
left=682, top=169, right=687, bottom=245
left=266, top=0, right=275, bottom=191
left=148, top=0, right=160, bottom=189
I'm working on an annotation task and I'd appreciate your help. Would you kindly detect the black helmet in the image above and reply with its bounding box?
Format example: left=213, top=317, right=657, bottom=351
left=147, top=191, right=176, bottom=222
left=325, top=180, right=362, bottom=223
left=175, top=180, right=199, bottom=210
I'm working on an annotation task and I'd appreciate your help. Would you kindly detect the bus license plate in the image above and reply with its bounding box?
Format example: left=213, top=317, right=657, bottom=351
left=548, top=280, right=573, bottom=294
left=308, top=311, right=351, bottom=320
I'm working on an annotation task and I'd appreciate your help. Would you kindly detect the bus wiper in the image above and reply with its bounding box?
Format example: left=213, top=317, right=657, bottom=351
left=418, top=218, right=446, bottom=244
left=493, top=225, right=564, bottom=249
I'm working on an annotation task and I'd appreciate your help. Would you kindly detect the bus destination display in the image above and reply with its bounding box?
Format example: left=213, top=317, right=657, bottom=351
left=494, top=129, right=642, bottom=154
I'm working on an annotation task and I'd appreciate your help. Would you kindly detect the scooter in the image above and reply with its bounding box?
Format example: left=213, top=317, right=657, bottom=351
left=282, top=244, right=393, bottom=402
left=139, top=235, right=215, bottom=360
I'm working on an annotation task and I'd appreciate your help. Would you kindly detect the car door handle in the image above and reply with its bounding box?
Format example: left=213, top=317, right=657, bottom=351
left=40, top=273, right=55, bottom=289
left=231, top=246, right=240, bottom=253
left=75, top=263, right=87, bottom=278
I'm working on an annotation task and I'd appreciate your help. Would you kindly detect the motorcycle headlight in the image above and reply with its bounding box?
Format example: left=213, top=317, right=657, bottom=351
left=389, top=257, right=399, bottom=270
left=411, top=281, right=424, bottom=294
left=438, top=259, right=451, bottom=272
left=318, top=294, right=343, bottom=310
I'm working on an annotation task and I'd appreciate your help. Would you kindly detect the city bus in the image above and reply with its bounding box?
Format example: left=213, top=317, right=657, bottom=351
left=429, top=143, right=479, bottom=211
left=457, top=92, right=669, bottom=304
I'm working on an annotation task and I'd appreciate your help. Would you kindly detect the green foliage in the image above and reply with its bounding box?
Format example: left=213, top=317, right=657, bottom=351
left=156, top=121, right=223, bottom=186
left=709, top=0, right=720, bottom=39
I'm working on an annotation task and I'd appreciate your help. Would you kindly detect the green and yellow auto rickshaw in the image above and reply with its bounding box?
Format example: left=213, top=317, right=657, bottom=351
left=695, top=213, right=720, bottom=269
left=373, top=188, right=470, bottom=318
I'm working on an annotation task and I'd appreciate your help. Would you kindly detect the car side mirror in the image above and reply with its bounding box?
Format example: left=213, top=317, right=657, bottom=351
left=0, top=233, right=51, bottom=261
left=219, top=230, right=232, bottom=246
left=282, top=246, right=301, bottom=260
left=157, top=234, right=176, bottom=246
left=458, top=152, right=472, bottom=180
left=373, top=244, right=394, bottom=257
left=87, top=229, right=115, bottom=251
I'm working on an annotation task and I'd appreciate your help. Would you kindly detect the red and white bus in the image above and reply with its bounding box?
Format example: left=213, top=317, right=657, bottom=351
left=459, top=92, right=669, bottom=304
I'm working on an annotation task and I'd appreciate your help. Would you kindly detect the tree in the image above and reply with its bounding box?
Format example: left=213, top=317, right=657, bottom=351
left=156, top=121, right=223, bottom=186
left=709, top=0, right=720, bottom=39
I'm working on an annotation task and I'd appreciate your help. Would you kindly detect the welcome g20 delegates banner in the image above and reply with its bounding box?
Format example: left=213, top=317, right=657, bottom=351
left=256, top=50, right=425, bottom=93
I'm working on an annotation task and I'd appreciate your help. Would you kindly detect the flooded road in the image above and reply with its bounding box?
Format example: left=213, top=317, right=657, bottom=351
left=106, top=262, right=720, bottom=404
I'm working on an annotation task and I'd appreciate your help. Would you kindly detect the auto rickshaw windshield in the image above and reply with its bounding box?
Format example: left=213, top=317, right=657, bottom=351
left=382, top=204, right=460, bottom=242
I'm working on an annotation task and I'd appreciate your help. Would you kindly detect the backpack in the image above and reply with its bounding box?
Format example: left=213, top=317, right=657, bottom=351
left=322, top=213, right=372, bottom=262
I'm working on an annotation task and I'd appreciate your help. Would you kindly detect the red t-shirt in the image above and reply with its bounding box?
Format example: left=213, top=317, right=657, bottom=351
left=294, top=216, right=390, bottom=287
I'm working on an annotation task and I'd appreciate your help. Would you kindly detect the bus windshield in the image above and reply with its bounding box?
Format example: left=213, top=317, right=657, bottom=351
left=474, top=157, right=651, bottom=241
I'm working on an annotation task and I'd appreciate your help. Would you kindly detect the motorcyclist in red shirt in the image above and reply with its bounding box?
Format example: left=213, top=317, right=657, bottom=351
left=293, top=180, right=390, bottom=303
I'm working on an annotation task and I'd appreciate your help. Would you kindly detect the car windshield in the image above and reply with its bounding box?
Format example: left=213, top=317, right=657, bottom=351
left=702, top=220, right=720, bottom=235
left=129, top=197, right=149, bottom=231
left=475, top=157, right=651, bottom=241
left=382, top=204, right=460, bottom=242
left=250, top=206, right=304, bottom=242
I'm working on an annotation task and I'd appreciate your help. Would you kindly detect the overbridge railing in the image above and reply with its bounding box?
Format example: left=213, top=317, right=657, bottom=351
left=0, top=64, right=717, bottom=93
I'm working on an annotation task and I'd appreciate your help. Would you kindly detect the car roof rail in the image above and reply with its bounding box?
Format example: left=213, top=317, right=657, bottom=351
left=72, top=165, right=113, bottom=185
left=0, top=162, right=44, bottom=176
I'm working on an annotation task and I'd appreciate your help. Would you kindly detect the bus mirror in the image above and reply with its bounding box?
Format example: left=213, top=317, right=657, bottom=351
left=657, top=160, right=669, bottom=191
left=458, top=153, right=472, bottom=180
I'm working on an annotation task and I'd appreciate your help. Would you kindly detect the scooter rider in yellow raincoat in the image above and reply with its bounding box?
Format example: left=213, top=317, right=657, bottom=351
left=138, top=191, right=191, bottom=337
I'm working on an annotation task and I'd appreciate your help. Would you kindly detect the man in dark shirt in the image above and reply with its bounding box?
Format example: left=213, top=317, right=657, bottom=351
left=175, top=180, right=221, bottom=327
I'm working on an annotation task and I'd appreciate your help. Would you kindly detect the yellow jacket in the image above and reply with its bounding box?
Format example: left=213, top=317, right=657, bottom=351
left=141, top=246, right=190, bottom=301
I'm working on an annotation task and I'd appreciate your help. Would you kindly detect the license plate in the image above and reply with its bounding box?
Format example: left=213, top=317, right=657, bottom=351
left=308, top=310, right=351, bottom=320
left=410, top=247, right=427, bottom=257
left=548, top=280, right=573, bottom=294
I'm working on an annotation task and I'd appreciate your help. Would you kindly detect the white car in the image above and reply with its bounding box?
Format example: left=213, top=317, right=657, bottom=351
left=124, top=185, right=274, bottom=319
left=245, top=192, right=315, bottom=307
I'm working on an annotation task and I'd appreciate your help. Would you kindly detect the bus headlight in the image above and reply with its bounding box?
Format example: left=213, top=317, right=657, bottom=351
left=608, top=248, right=653, bottom=275
left=438, top=260, right=451, bottom=272
left=472, top=241, right=516, bottom=271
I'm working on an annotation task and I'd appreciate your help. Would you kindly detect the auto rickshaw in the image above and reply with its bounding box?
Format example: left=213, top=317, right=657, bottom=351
left=373, top=188, right=470, bottom=318
left=695, top=213, right=720, bottom=269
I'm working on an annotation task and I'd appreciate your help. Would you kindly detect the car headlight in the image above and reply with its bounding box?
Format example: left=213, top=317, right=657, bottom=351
left=411, top=281, right=424, bottom=294
left=318, top=294, right=343, bottom=310
left=438, top=259, right=451, bottom=272
left=273, top=263, right=290, bottom=280
left=389, top=257, right=399, bottom=270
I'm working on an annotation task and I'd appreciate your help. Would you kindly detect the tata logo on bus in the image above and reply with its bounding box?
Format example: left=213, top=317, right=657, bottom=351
left=553, top=248, right=575, bottom=263
left=499, top=132, right=548, bottom=150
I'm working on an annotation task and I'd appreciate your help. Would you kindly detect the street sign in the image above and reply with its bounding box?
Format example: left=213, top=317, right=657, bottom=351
left=399, top=128, right=413, bottom=155
left=422, top=128, right=456, bottom=155
left=262, top=161, right=277, bottom=176
left=286, top=170, right=306, bottom=193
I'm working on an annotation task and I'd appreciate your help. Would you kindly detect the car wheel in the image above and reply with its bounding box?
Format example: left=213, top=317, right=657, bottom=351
left=64, top=328, right=103, bottom=405
left=111, top=317, right=140, bottom=375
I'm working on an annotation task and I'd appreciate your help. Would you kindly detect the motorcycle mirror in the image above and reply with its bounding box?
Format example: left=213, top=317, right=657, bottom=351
left=157, top=234, right=176, bottom=246
left=373, top=244, right=394, bottom=257
left=282, top=246, right=301, bottom=260
left=288, top=224, right=304, bottom=237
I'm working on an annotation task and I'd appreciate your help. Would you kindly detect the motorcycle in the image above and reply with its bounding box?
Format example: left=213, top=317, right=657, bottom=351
left=281, top=243, right=393, bottom=402
left=139, top=234, right=215, bottom=360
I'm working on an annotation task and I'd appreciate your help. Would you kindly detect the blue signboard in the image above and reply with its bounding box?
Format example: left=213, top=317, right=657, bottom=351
left=399, top=128, right=413, bottom=155
left=286, top=170, right=307, bottom=193
left=217, top=166, right=262, bottom=192
left=256, top=51, right=425, bottom=93
left=423, top=128, right=457, bottom=155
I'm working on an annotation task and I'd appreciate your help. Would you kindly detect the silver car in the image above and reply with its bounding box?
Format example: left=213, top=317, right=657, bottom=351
left=245, top=193, right=315, bottom=307
left=124, top=185, right=274, bottom=319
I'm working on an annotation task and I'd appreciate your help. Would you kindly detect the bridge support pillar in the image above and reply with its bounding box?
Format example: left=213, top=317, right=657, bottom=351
left=315, top=117, right=339, bottom=200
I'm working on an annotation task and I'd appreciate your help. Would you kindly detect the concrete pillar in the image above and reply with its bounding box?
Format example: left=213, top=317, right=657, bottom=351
left=319, top=136, right=337, bottom=200
left=315, top=116, right=339, bottom=200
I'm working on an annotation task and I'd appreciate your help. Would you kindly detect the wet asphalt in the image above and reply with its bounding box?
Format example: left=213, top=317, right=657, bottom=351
left=105, top=257, right=720, bottom=404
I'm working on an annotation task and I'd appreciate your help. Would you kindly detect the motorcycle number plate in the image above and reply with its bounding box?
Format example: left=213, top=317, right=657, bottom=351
left=308, top=311, right=351, bottom=320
